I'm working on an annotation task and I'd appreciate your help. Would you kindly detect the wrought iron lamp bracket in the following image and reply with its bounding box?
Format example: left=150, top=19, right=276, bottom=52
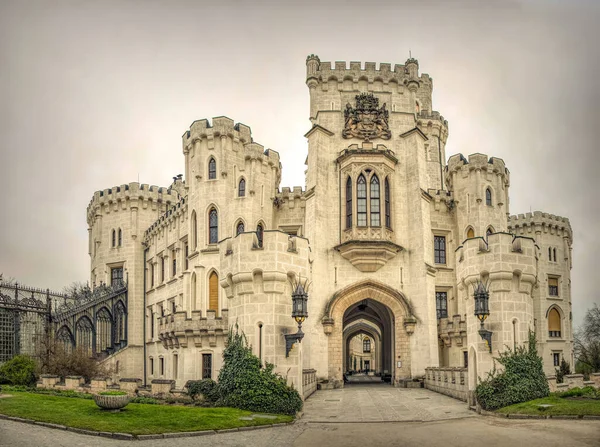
left=284, top=327, right=304, bottom=357
left=478, top=323, right=492, bottom=353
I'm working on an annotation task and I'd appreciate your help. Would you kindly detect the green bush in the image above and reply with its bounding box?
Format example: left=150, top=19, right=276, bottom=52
left=555, top=358, right=571, bottom=384
left=0, top=355, right=38, bottom=386
left=475, top=331, right=549, bottom=411
left=130, top=396, right=159, bottom=405
left=556, top=386, right=600, bottom=399
left=98, top=390, right=127, bottom=396
left=216, top=326, right=303, bottom=416
left=187, top=379, right=219, bottom=403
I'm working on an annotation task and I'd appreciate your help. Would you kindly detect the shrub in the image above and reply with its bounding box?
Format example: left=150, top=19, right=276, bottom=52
left=0, top=355, right=38, bottom=386
left=555, top=358, right=571, bottom=384
left=130, top=396, right=159, bottom=405
left=38, top=340, right=110, bottom=382
left=556, top=386, right=600, bottom=399
left=475, top=331, right=549, bottom=411
left=187, top=379, right=219, bottom=403
left=98, top=390, right=127, bottom=396
left=216, top=326, right=303, bottom=416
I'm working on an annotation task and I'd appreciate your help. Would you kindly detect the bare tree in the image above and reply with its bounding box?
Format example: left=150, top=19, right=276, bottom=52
left=574, top=304, right=600, bottom=374
left=62, top=281, right=91, bottom=300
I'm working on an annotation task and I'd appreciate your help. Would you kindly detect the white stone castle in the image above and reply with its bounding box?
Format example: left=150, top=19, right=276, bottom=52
left=86, top=55, right=573, bottom=397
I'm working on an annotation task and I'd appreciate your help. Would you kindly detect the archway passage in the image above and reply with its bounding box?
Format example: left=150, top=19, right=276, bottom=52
left=323, top=280, right=413, bottom=385
left=343, top=299, right=393, bottom=384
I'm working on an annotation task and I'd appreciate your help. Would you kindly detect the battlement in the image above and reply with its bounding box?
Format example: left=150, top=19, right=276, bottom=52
left=87, top=182, right=177, bottom=223
left=447, top=153, right=508, bottom=176
left=417, top=110, right=448, bottom=127
left=277, top=186, right=305, bottom=201
left=143, top=195, right=188, bottom=242
left=183, top=116, right=252, bottom=146
left=306, top=54, right=432, bottom=86
left=508, top=211, right=572, bottom=241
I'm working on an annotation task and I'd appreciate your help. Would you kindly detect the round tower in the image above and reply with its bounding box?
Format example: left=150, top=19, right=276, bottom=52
left=446, top=153, right=510, bottom=241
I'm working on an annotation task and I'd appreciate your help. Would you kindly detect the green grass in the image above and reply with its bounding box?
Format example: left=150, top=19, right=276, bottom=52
left=497, top=395, right=600, bottom=416
left=0, top=392, right=292, bottom=435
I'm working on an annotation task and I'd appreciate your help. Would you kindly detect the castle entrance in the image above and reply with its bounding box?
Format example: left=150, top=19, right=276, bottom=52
left=323, top=280, right=414, bottom=385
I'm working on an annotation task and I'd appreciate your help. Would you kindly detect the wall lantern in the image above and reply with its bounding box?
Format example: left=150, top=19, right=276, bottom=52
left=285, top=277, right=310, bottom=357
left=474, top=280, right=493, bottom=353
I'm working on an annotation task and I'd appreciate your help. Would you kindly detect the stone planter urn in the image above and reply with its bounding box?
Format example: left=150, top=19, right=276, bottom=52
left=93, top=393, right=131, bottom=411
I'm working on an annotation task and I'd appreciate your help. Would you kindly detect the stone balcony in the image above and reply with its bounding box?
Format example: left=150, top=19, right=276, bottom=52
left=437, top=314, right=467, bottom=347
left=336, top=226, right=402, bottom=272
left=157, top=309, right=228, bottom=349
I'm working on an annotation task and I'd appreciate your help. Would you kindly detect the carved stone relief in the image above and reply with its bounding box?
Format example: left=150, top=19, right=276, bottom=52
left=343, top=93, right=391, bottom=141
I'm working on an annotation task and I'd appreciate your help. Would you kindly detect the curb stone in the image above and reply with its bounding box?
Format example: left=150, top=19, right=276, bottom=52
left=479, top=411, right=594, bottom=420
left=0, top=412, right=294, bottom=440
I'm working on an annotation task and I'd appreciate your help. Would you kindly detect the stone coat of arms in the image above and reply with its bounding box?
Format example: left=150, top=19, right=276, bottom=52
left=342, top=93, right=391, bottom=141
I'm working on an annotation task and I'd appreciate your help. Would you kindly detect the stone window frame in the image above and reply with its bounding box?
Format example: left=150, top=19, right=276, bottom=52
left=235, top=219, right=245, bottom=237
left=238, top=177, right=246, bottom=197
left=435, top=290, right=448, bottom=319
left=343, top=166, right=391, bottom=231
left=433, top=234, right=447, bottom=265
left=485, top=187, right=493, bottom=206
left=208, top=157, right=217, bottom=180
left=548, top=275, right=560, bottom=297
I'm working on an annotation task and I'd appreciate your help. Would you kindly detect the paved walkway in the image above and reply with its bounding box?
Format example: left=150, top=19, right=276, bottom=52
left=302, top=384, right=475, bottom=422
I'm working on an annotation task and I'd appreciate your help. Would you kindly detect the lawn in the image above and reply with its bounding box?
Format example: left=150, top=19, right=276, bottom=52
left=497, top=395, right=600, bottom=416
left=0, top=392, right=292, bottom=435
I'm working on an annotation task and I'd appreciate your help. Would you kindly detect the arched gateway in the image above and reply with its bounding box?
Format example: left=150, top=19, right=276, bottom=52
left=322, top=280, right=416, bottom=385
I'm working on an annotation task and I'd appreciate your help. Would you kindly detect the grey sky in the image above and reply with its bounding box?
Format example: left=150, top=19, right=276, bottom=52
left=0, top=0, right=598, bottom=327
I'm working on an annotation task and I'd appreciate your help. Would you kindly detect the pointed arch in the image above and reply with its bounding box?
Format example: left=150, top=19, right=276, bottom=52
left=208, top=157, right=217, bottom=179
left=114, top=300, right=127, bottom=345
left=208, top=271, right=219, bottom=313
left=385, top=176, right=391, bottom=228
left=111, top=229, right=116, bottom=247
left=370, top=174, right=380, bottom=227
left=548, top=306, right=562, bottom=338
left=235, top=219, right=245, bottom=236
left=95, top=307, right=112, bottom=353
left=256, top=222, right=264, bottom=248
left=345, top=176, right=352, bottom=229
left=357, top=174, right=367, bottom=226
left=485, top=187, right=492, bottom=206
left=486, top=226, right=494, bottom=238
left=208, top=207, right=218, bottom=244
left=238, top=178, right=246, bottom=197
left=118, top=228, right=122, bottom=246
left=466, top=226, right=475, bottom=239
left=75, top=316, right=94, bottom=357
left=56, top=326, right=74, bottom=353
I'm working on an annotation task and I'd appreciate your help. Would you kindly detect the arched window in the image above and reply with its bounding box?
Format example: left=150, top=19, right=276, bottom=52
left=208, top=157, right=216, bottom=180
left=486, top=227, right=493, bottom=238
left=467, top=227, right=475, bottom=239
left=114, top=301, right=126, bottom=343
left=256, top=223, right=264, bottom=248
left=357, top=175, right=367, bottom=226
left=191, top=273, right=197, bottom=310
left=95, top=307, right=112, bottom=353
left=485, top=188, right=492, bottom=206
left=345, top=177, right=352, bottom=229
left=118, top=228, right=122, bottom=246
left=191, top=211, right=198, bottom=250
left=111, top=229, right=116, bottom=247
left=548, top=308, right=561, bottom=338
left=363, top=337, right=371, bottom=353
left=208, top=272, right=219, bottom=312
left=238, top=178, right=246, bottom=197
left=370, top=175, right=380, bottom=227
left=208, top=208, right=218, bottom=244
left=385, top=177, right=391, bottom=228
left=549, top=247, right=552, bottom=261
left=553, top=248, right=557, bottom=262
left=236, top=220, right=245, bottom=236
left=56, top=326, right=73, bottom=354
left=76, top=317, right=94, bottom=357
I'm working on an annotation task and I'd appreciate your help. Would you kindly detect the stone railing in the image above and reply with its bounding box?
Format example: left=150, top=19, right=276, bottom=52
left=37, top=375, right=186, bottom=399
left=303, top=369, right=317, bottom=400
left=546, top=373, right=600, bottom=393
left=424, top=367, right=468, bottom=402
left=157, top=309, right=228, bottom=349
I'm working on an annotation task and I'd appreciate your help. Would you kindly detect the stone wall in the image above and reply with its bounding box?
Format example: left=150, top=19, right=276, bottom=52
left=547, top=373, right=600, bottom=393
left=424, top=367, right=468, bottom=402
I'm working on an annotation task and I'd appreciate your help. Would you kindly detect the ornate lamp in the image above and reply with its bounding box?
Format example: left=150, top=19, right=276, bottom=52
left=474, top=280, right=492, bottom=353
left=285, top=279, right=309, bottom=357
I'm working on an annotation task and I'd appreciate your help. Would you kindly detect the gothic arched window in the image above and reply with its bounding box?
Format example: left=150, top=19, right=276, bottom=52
left=385, top=177, right=391, bottom=228
left=208, top=158, right=217, bottom=180
left=486, top=227, right=493, bottom=238
left=486, top=188, right=492, bottom=206
left=236, top=220, right=245, bottom=236
left=548, top=307, right=561, bottom=338
left=370, top=175, right=380, bottom=227
left=357, top=175, right=367, bottom=226
left=209, top=208, right=218, bottom=244
left=239, top=178, right=246, bottom=197
left=76, top=317, right=94, bottom=357
left=111, top=229, right=116, bottom=247
left=256, top=223, right=264, bottom=248
left=118, top=228, right=122, bottom=247
left=209, top=272, right=219, bottom=312
left=95, top=307, right=112, bottom=353
left=467, top=227, right=475, bottom=239
left=346, top=177, right=352, bottom=229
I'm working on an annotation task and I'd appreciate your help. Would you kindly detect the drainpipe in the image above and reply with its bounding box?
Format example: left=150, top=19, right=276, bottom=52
left=143, top=245, right=148, bottom=387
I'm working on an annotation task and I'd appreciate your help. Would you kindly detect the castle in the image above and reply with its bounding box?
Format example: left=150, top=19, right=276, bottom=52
left=85, top=55, right=573, bottom=398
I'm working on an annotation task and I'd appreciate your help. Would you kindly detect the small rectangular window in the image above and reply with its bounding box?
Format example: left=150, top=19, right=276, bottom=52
left=159, top=357, right=164, bottom=375
left=150, top=310, right=154, bottom=338
left=202, top=354, right=212, bottom=379
left=434, top=236, right=446, bottom=264
left=185, top=243, right=189, bottom=270
left=111, top=267, right=123, bottom=287
left=463, top=351, right=468, bottom=368
left=161, top=257, right=165, bottom=282
left=150, top=358, right=154, bottom=375
left=549, top=277, right=559, bottom=296
left=150, top=263, right=155, bottom=287
left=173, top=354, right=178, bottom=379
left=436, top=291, right=448, bottom=319
left=172, top=249, right=177, bottom=276
left=553, top=353, right=560, bottom=367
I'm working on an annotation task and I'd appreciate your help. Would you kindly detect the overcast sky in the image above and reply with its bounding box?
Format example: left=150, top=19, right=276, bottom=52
left=0, top=0, right=598, bottom=327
